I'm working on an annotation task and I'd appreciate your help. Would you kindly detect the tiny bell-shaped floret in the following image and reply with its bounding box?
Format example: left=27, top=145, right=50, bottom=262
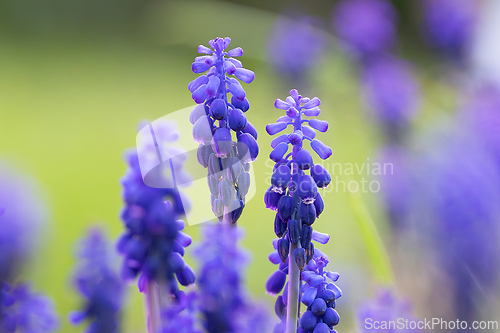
left=299, top=310, right=317, bottom=331
left=176, top=265, right=196, bottom=286
left=274, top=213, right=286, bottom=237
left=322, top=308, right=340, bottom=327
left=311, top=139, right=332, bottom=160
left=311, top=164, right=331, bottom=188
left=277, top=195, right=294, bottom=221
left=311, top=298, right=327, bottom=316
left=299, top=201, right=316, bottom=225
left=294, top=247, right=306, bottom=271
left=271, top=165, right=291, bottom=193
left=297, top=175, right=318, bottom=204
left=228, top=108, right=248, bottom=132
left=275, top=296, right=286, bottom=319
left=287, top=219, right=300, bottom=244
left=301, top=225, right=313, bottom=250
left=302, top=287, right=318, bottom=306
left=209, top=99, right=228, bottom=120
left=266, top=186, right=284, bottom=211
left=312, top=322, right=331, bottom=333
left=278, top=238, right=289, bottom=263
left=313, top=192, right=324, bottom=217
left=211, top=128, right=232, bottom=157
left=295, top=149, right=314, bottom=170
left=266, top=270, right=287, bottom=296
left=237, top=133, right=259, bottom=161
left=319, top=289, right=336, bottom=303
left=270, top=142, right=289, bottom=162
left=236, top=171, right=251, bottom=196
left=231, top=96, right=250, bottom=112
left=192, top=116, right=213, bottom=144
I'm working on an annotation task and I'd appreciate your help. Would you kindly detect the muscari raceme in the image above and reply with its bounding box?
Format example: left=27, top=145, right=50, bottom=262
left=189, top=37, right=258, bottom=224
left=264, top=89, right=341, bottom=333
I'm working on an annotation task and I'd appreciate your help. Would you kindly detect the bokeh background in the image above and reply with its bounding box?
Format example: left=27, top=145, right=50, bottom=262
left=1, top=0, right=500, bottom=332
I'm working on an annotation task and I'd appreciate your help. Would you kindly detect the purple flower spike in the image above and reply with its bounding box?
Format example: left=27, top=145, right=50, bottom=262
left=332, top=0, right=397, bottom=58
left=362, top=57, right=419, bottom=129
left=267, top=14, right=326, bottom=80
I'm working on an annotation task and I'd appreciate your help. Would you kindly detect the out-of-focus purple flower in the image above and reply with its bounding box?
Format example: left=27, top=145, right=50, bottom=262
left=118, top=147, right=195, bottom=294
left=0, top=163, right=48, bottom=282
left=191, top=222, right=254, bottom=333
left=422, top=0, right=478, bottom=58
left=362, top=57, right=420, bottom=132
left=414, top=129, right=500, bottom=321
left=69, top=228, right=124, bottom=333
left=266, top=14, right=326, bottom=80
left=161, top=290, right=202, bottom=333
left=376, top=145, right=414, bottom=229
left=1, top=283, right=59, bottom=333
left=461, top=85, right=500, bottom=171
left=332, top=0, right=397, bottom=58
left=358, top=290, right=420, bottom=333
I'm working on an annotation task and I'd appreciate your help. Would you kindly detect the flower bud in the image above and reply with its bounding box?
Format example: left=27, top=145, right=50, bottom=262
left=218, top=180, right=234, bottom=207
left=311, top=139, right=332, bottom=160
left=287, top=219, right=300, bottom=244
left=192, top=116, right=213, bottom=144
left=270, top=142, right=289, bottom=162
left=230, top=199, right=244, bottom=224
left=176, top=265, right=196, bottom=286
left=266, top=270, right=286, bottom=295
left=299, top=310, right=317, bottom=331
left=197, top=144, right=212, bottom=168
left=312, top=298, right=327, bottom=316
left=297, top=175, right=318, bottom=204
left=228, top=108, right=248, bottom=132
left=301, top=225, right=313, bottom=250
left=277, top=238, right=289, bottom=263
left=189, top=103, right=207, bottom=124
left=327, top=283, right=342, bottom=299
left=312, top=323, right=330, bottom=333
left=266, top=122, right=288, bottom=135
left=288, top=130, right=303, bottom=145
left=302, top=125, right=316, bottom=139
left=322, top=308, right=340, bottom=327
left=313, top=192, right=324, bottom=217
left=275, top=296, right=286, bottom=319
left=236, top=171, right=251, bottom=197
left=277, top=195, right=294, bottom=222
left=302, top=287, right=318, bottom=306
left=271, top=133, right=289, bottom=148
left=299, top=201, right=316, bottom=226
left=312, top=230, right=330, bottom=244
left=293, top=248, right=306, bottom=271
left=241, top=121, right=258, bottom=139
left=274, top=213, right=286, bottom=237
left=211, top=128, right=232, bottom=157
left=237, top=133, right=259, bottom=161
left=207, top=175, right=219, bottom=196
left=225, top=157, right=243, bottom=184
left=208, top=154, right=223, bottom=180
left=209, top=99, right=228, bottom=120
left=311, top=164, right=331, bottom=188
left=295, top=149, right=313, bottom=170
left=308, top=119, right=328, bottom=132
left=271, top=165, right=291, bottom=193
left=265, top=186, right=284, bottom=211
left=231, top=96, right=250, bottom=112
left=211, top=198, right=224, bottom=218
left=319, top=289, right=336, bottom=304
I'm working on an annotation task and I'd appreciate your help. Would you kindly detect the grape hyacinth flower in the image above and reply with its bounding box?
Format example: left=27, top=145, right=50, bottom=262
left=332, top=0, right=397, bottom=60
left=118, top=145, right=195, bottom=332
left=0, top=283, right=59, bottom=333
left=421, top=0, right=478, bottom=59
left=362, top=57, right=420, bottom=136
left=69, top=228, right=124, bottom=333
left=265, top=89, right=339, bottom=333
left=189, top=37, right=257, bottom=224
left=357, top=290, right=420, bottom=333
left=266, top=14, right=326, bottom=83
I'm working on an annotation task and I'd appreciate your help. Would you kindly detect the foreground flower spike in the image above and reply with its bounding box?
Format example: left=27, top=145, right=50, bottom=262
left=265, top=89, right=339, bottom=333
left=69, top=228, right=124, bottom=333
left=190, top=37, right=258, bottom=224
left=118, top=126, right=195, bottom=332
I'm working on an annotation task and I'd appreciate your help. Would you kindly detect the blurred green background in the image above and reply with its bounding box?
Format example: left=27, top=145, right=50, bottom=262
left=0, top=0, right=459, bottom=332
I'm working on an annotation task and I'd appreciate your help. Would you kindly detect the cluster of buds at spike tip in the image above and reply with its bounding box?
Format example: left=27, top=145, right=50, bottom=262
left=189, top=37, right=258, bottom=224
left=264, top=89, right=341, bottom=333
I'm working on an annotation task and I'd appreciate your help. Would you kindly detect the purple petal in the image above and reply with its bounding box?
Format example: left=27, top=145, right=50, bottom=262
left=223, top=37, right=231, bottom=49
left=275, top=98, right=291, bottom=110
left=303, top=97, right=321, bottom=108
left=271, top=134, right=289, bottom=148
left=302, top=107, right=321, bottom=117
left=192, top=62, right=210, bottom=73
left=188, top=75, right=209, bottom=93
left=326, top=271, right=340, bottom=282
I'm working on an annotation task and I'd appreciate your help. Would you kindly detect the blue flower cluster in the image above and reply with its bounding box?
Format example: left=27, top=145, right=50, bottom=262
left=69, top=228, right=124, bottom=333
left=265, top=89, right=340, bottom=332
left=1, top=283, right=59, bottom=333
left=118, top=149, right=195, bottom=294
left=192, top=223, right=251, bottom=333
left=189, top=37, right=258, bottom=223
